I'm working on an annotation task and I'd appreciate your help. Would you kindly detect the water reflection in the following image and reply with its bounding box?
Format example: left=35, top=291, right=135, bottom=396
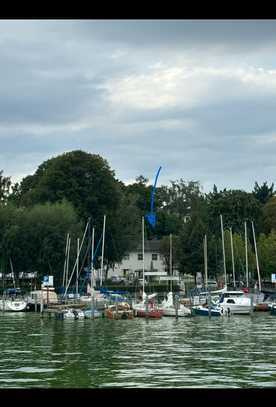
left=0, top=312, right=276, bottom=387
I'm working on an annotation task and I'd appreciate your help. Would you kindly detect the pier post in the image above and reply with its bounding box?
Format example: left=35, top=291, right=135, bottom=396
left=174, top=294, right=179, bottom=320
left=40, top=292, right=44, bottom=315
left=208, top=293, right=211, bottom=319
left=34, top=293, right=37, bottom=312
left=250, top=295, right=254, bottom=316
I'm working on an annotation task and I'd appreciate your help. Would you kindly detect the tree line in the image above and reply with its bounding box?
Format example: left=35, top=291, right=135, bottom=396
left=1, top=151, right=276, bottom=287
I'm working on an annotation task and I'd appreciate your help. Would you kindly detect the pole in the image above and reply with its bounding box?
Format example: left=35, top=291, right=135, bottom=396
left=142, top=216, right=145, bottom=295
left=220, top=215, right=227, bottom=290
left=64, top=219, right=90, bottom=297
left=204, top=235, right=208, bottom=290
left=91, top=227, right=95, bottom=319
left=245, top=221, right=249, bottom=288
left=229, top=227, right=236, bottom=288
left=65, top=236, right=71, bottom=294
left=252, top=221, right=262, bottom=292
left=76, top=238, right=80, bottom=299
left=170, top=234, right=173, bottom=293
left=100, top=215, right=106, bottom=287
left=62, top=233, right=69, bottom=289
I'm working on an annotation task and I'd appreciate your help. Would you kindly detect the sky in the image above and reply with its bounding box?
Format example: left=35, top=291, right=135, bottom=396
left=1, top=19, right=276, bottom=193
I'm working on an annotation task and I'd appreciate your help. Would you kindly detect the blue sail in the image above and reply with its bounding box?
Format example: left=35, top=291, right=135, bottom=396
left=145, top=166, right=162, bottom=228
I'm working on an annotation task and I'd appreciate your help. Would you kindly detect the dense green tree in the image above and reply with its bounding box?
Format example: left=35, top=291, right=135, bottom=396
left=11, top=150, right=121, bottom=224
left=257, top=232, right=276, bottom=279
left=206, top=189, right=262, bottom=236
left=0, top=201, right=83, bottom=285
left=253, top=181, right=275, bottom=205
left=262, top=196, right=276, bottom=234
left=0, top=170, right=11, bottom=205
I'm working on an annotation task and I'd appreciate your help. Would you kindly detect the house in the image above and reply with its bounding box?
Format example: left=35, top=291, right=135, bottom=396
left=110, top=239, right=179, bottom=283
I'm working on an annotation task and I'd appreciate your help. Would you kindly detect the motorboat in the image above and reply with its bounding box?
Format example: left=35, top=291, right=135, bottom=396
left=83, top=309, right=102, bottom=318
left=104, top=302, right=134, bottom=320
left=217, top=291, right=252, bottom=315
left=161, top=292, right=191, bottom=317
left=192, top=304, right=223, bottom=317
left=63, top=308, right=85, bottom=319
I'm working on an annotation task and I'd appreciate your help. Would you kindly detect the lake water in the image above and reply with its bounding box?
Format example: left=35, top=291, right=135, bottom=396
left=0, top=312, right=276, bottom=388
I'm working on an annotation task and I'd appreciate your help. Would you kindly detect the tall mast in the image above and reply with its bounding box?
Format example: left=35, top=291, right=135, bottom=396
left=62, top=233, right=69, bottom=289
left=65, top=236, right=71, bottom=290
left=229, top=227, right=236, bottom=288
left=64, top=219, right=90, bottom=297
left=220, top=214, right=227, bottom=289
left=91, top=227, right=95, bottom=293
left=100, top=215, right=106, bottom=287
left=252, top=221, right=261, bottom=292
left=245, top=221, right=249, bottom=287
left=142, top=216, right=145, bottom=295
left=170, top=233, right=173, bottom=292
left=76, top=238, right=80, bottom=297
left=204, top=234, right=208, bottom=290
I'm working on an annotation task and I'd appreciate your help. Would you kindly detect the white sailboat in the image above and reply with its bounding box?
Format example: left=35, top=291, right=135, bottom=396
left=132, top=217, right=162, bottom=318
left=0, top=298, right=27, bottom=312
left=216, top=216, right=251, bottom=315
left=161, top=234, right=191, bottom=317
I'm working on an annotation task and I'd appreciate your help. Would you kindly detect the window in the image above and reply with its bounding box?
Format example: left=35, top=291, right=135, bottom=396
left=152, top=253, right=158, bottom=261
left=138, top=253, right=143, bottom=261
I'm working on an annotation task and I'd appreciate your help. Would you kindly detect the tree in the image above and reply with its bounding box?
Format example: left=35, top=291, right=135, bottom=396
left=206, top=189, right=262, bottom=236
left=11, top=150, right=121, bottom=229
left=262, top=196, right=276, bottom=234
left=257, top=232, right=276, bottom=279
left=0, top=170, right=11, bottom=205
left=0, top=201, right=83, bottom=285
left=253, top=181, right=275, bottom=205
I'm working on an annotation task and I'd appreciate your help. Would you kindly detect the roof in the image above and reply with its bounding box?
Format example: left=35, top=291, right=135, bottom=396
left=130, top=239, right=161, bottom=253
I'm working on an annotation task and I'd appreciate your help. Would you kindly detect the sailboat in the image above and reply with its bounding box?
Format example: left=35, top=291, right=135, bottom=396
left=161, top=234, right=191, bottom=317
left=216, top=216, right=251, bottom=315
left=132, top=217, right=163, bottom=318
left=0, top=260, right=27, bottom=312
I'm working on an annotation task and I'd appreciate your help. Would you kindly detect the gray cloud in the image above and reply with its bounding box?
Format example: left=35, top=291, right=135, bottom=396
left=1, top=20, right=276, bottom=193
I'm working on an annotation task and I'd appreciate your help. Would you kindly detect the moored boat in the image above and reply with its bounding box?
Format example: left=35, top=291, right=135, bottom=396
left=0, top=298, right=27, bottom=312
left=161, top=292, right=191, bottom=317
left=104, top=302, right=134, bottom=319
left=192, top=305, right=223, bottom=317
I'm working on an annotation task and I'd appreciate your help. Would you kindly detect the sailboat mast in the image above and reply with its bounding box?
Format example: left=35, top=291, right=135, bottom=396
left=142, top=216, right=145, bottom=295
left=62, top=233, right=69, bottom=289
left=100, top=215, right=106, bottom=287
left=220, top=214, right=227, bottom=289
left=170, top=233, right=173, bottom=292
left=251, top=221, right=262, bottom=292
left=76, top=238, right=80, bottom=296
left=245, top=221, right=249, bottom=287
left=229, top=227, right=236, bottom=288
left=204, top=235, right=208, bottom=290
left=91, top=227, right=95, bottom=292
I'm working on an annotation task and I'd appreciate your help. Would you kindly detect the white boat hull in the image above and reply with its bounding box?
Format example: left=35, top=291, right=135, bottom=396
left=162, top=307, right=191, bottom=317
left=220, top=304, right=251, bottom=315
left=0, top=299, right=27, bottom=312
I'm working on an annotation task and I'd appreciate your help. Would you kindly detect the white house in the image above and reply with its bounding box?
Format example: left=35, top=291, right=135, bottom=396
left=110, top=239, right=179, bottom=283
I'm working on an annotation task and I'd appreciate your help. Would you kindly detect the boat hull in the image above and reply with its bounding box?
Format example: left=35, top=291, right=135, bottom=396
left=0, top=299, right=27, bottom=312
left=192, top=306, right=222, bottom=317
left=162, top=306, right=191, bottom=317
left=135, top=309, right=163, bottom=318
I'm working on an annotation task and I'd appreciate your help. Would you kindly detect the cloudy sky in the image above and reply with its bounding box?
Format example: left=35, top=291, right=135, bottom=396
left=1, top=19, right=276, bottom=192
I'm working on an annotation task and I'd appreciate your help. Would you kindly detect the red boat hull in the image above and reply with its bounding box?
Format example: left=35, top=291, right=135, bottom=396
left=135, top=309, right=163, bottom=318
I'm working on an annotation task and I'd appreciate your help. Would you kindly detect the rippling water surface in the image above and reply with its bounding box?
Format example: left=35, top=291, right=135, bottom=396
left=0, top=312, right=276, bottom=388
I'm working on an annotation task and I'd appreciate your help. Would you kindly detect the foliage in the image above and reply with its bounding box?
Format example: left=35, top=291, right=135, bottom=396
left=253, top=181, right=275, bottom=205
left=0, top=170, right=11, bottom=205
left=0, top=201, right=83, bottom=285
